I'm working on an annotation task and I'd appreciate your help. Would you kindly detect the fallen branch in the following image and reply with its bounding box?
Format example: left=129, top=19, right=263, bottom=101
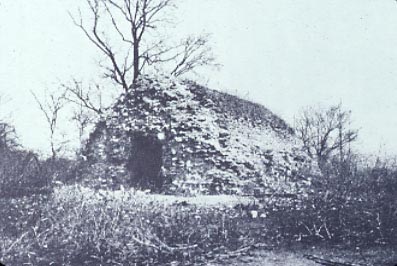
left=2, top=231, right=29, bottom=257
left=304, top=254, right=370, bottom=266
left=206, top=242, right=273, bottom=263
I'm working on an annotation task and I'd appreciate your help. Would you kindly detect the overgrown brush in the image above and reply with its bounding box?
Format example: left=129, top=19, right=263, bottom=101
left=263, top=159, right=397, bottom=246
left=0, top=145, right=79, bottom=198
left=1, top=186, right=259, bottom=265
left=2, top=155, right=397, bottom=265
left=0, top=148, right=47, bottom=197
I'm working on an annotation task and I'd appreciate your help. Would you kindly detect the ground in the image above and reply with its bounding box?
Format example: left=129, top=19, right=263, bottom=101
left=208, top=249, right=319, bottom=266
left=52, top=187, right=397, bottom=266
left=2, top=187, right=396, bottom=266
left=210, top=245, right=397, bottom=266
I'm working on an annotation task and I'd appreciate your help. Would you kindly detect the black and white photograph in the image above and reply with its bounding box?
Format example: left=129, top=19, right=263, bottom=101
left=1, top=0, right=397, bottom=265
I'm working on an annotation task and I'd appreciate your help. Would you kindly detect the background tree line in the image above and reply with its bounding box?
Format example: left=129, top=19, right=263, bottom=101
left=286, top=104, right=397, bottom=244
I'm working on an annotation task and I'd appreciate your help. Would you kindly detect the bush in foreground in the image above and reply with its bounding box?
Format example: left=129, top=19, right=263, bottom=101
left=1, top=186, right=258, bottom=265
left=2, top=155, right=397, bottom=265
left=266, top=158, right=397, bottom=246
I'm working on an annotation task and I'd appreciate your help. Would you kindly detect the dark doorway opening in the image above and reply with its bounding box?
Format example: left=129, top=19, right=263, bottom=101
left=126, top=133, right=164, bottom=191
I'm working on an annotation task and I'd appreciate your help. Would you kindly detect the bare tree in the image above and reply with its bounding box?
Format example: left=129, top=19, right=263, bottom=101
left=0, top=122, right=18, bottom=151
left=295, top=104, right=358, bottom=167
left=71, top=102, right=96, bottom=147
left=70, top=0, right=216, bottom=91
left=32, top=90, right=67, bottom=159
left=0, top=95, right=19, bottom=150
left=62, top=80, right=105, bottom=144
left=62, top=79, right=104, bottom=115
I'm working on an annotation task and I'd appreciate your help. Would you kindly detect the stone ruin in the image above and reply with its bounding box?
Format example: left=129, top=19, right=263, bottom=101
left=82, top=75, right=317, bottom=195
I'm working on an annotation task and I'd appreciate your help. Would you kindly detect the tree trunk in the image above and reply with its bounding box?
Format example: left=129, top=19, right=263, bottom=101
left=133, top=43, right=140, bottom=85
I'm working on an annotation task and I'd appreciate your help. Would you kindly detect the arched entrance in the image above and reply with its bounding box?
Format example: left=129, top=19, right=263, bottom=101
left=126, top=133, right=164, bottom=191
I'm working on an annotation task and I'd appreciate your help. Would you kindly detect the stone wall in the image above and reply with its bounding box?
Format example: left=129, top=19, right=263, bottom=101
left=83, top=75, right=317, bottom=195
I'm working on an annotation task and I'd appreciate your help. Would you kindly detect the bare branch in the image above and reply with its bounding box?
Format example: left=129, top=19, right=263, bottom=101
left=171, top=35, right=217, bottom=77
left=31, top=90, right=67, bottom=159
left=295, top=104, right=359, bottom=168
left=70, top=0, right=130, bottom=91
left=72, top=0, right=217, bottom=90
left=62, top=80, right=104, bottom=115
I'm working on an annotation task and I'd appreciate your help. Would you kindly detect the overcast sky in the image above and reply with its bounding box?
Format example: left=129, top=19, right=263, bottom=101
left=1, top=0, right=397, bottom=157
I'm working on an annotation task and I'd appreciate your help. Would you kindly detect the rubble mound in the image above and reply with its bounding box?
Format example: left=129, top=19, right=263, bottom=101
left=83, top=75, right=316, bottom=195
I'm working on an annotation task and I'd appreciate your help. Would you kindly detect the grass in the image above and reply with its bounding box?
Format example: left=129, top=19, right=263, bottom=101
left=0, top=185, right=257, bottom=265
left=1, top=184, right=396, bottom=265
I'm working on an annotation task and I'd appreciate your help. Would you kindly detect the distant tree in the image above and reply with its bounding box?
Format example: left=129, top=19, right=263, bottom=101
left=32, top=90, right=67, bottom=160
left=62, top=80, right=105, bottom=145
left=70, top=0, right=217, bottom=91
left=0, top=122, right=19, bottom=151
left=0, top=95, right=19, bottom=150
left=295, top=104, right=358, bottom=168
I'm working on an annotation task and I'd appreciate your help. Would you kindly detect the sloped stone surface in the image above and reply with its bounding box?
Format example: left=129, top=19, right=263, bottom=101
left=84, top=75, right=317, bottom=195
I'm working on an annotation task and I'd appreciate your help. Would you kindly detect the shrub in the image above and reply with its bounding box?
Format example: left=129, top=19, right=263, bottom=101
left=1, top=186, right=257, bottom=265
left=0, top=146, right=81, bottom=198
left=0, top=149, right=48, bottom=197
left=264, top=157, right=397, bottom=246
